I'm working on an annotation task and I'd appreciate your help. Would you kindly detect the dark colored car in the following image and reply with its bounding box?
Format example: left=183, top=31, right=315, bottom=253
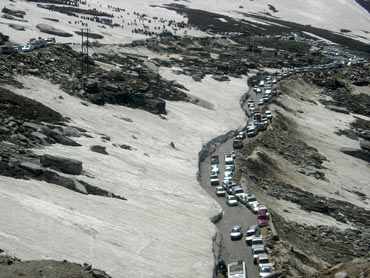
left=211, top=155, right=219, bottom=165
left=233, top=140, right=243, bottom=149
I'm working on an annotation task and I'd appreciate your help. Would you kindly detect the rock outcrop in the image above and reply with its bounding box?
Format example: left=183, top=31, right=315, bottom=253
left=40, top=154, right=83, bottom=175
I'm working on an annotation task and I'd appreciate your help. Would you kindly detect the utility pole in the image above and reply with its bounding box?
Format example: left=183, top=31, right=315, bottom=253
left=81, top=27, right=89, bottom=78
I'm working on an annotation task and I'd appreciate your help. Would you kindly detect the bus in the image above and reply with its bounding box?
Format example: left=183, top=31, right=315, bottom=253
left=227, top=260, right=247, bottom=278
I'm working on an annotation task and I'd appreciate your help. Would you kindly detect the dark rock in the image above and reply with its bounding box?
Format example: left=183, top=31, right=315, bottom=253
left=8, top=24, right=25, bottom=31
left=90, top=145, right=109, bottom=155
left=326, top=105, right=350, bottom=114
left=36, top=23, right=73, bottom=37
left=2, top=7, right=25, bottom=18
left=340, top=147, right=370, bottom=163
left=40, top=154, right=83, bottom=175
left=119, top=144, right=133, bottom=150
left=103, top=83, right=119, bottom=92
left=87, top=93, right=105, bottom=105
left=22, top=122, right=43, bottom=131
left=47, top=131, right=81, bottom=146
left=27, top=68, right=39, bottom=75
left=19, top=162, right=42, bottom=176
left=84, top=79, right=99, bottom=94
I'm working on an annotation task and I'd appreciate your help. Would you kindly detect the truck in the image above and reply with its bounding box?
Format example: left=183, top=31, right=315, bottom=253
left=228, top=260, right=247, bottom=278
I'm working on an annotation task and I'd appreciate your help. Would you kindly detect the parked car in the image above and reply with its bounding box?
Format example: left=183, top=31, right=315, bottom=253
left=256, top=87, right=262, bottom=93
left=232, top=187, right=244, bottom=199
left=226, top=195, right=238, bottom=206
left=258, top=212, right=269, bottom=227
left=237, top=193, right=249, bottom=205
left=237, top=131, right=246, bottom=140
left=257, top=121, right=268, bottom=131
left=253, top=247, right=266, bottom=264
left=245, top=225, right=259, bottom=245
left=258, top=206, right=270, bottom=219
left=224, top=153, right=234, bottom=164
left=265, top=111, right=272, bottom=120
left=258, top=99, right=264, bottom=106
left=45, top=37, right=56, bottom=45
left=246, top=125, right=258, bottom=137
left=233, top=139, right=243, bottom=149
left=246, top=195, right=257, bottom=208
left=22, top=44, right=35, bottom=52
left=259, top=265, right=272, bottom=277
left=257, top=253, right=270, bottom=268
left=252, top=235, right=264, bottom=250
left=230, top=226, right=243, bottom=240
left=211, top=155, right=219, bottom=165
left=211, top=164, right=219, bottom=174
left=225, top=165, right=234, bottom=172
left=210, top=177, right=219, bottom=186
left=12, top=46, right=22, bottom=53
left=210, top=169, right=218, bottom=177
left=251, top=201, right=260, bottom=214
left=215, top=186, right=226, bottom=197
left=1, top=46, right=14, bottom=54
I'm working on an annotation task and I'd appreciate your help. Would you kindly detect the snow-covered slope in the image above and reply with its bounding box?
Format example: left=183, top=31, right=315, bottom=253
left=0, top=72, right=247, bottom=277
left=1, top=0, right=370, bottom=45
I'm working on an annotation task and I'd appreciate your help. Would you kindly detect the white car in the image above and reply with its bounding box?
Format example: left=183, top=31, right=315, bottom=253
left=22, top=44, right=35, bottom=52
left=265, top=111, right=272, bottom=120
left=257, top=254, right=270, bottom=268
left=226, top=195, right=238, bottom=206
left=232, top=187, right=244, bottom=197
left=253, top=247, right=266, bottom=264
left=245, top=225, right=259, bottom=245
left=215, top=186, right=226, bottom=197
left=258, top=99, right=264, bottom=106
left=250, top=201, right=260, bottom=214
left=211, top=164, right=219, bottom=174
left=230, top=226, right=243, bottom=240
left=225, top=165, right=234, bottom=172
left=246, top=195, right=257, bottom=208
left=256, top=87, right=262, bottom=93
left=259, top=265, right=272, bottom=277
left=252, top=235, right=264, bottom=250
left=237, top=131, right=246, bottom=140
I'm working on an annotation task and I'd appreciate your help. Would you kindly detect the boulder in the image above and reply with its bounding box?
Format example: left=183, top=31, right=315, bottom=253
left=8, top=24, right=25, bottom=31
left=40, top=154, right=83, bottom=175
left=36, top=24, right=73, bottom=37
left=359, top=140, right=370, bottom=151
left=63, top=126, right=81, bottom=138
left=84, top=79, right=100, bottom=94
left=19, top=162, right=42, bottom=176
